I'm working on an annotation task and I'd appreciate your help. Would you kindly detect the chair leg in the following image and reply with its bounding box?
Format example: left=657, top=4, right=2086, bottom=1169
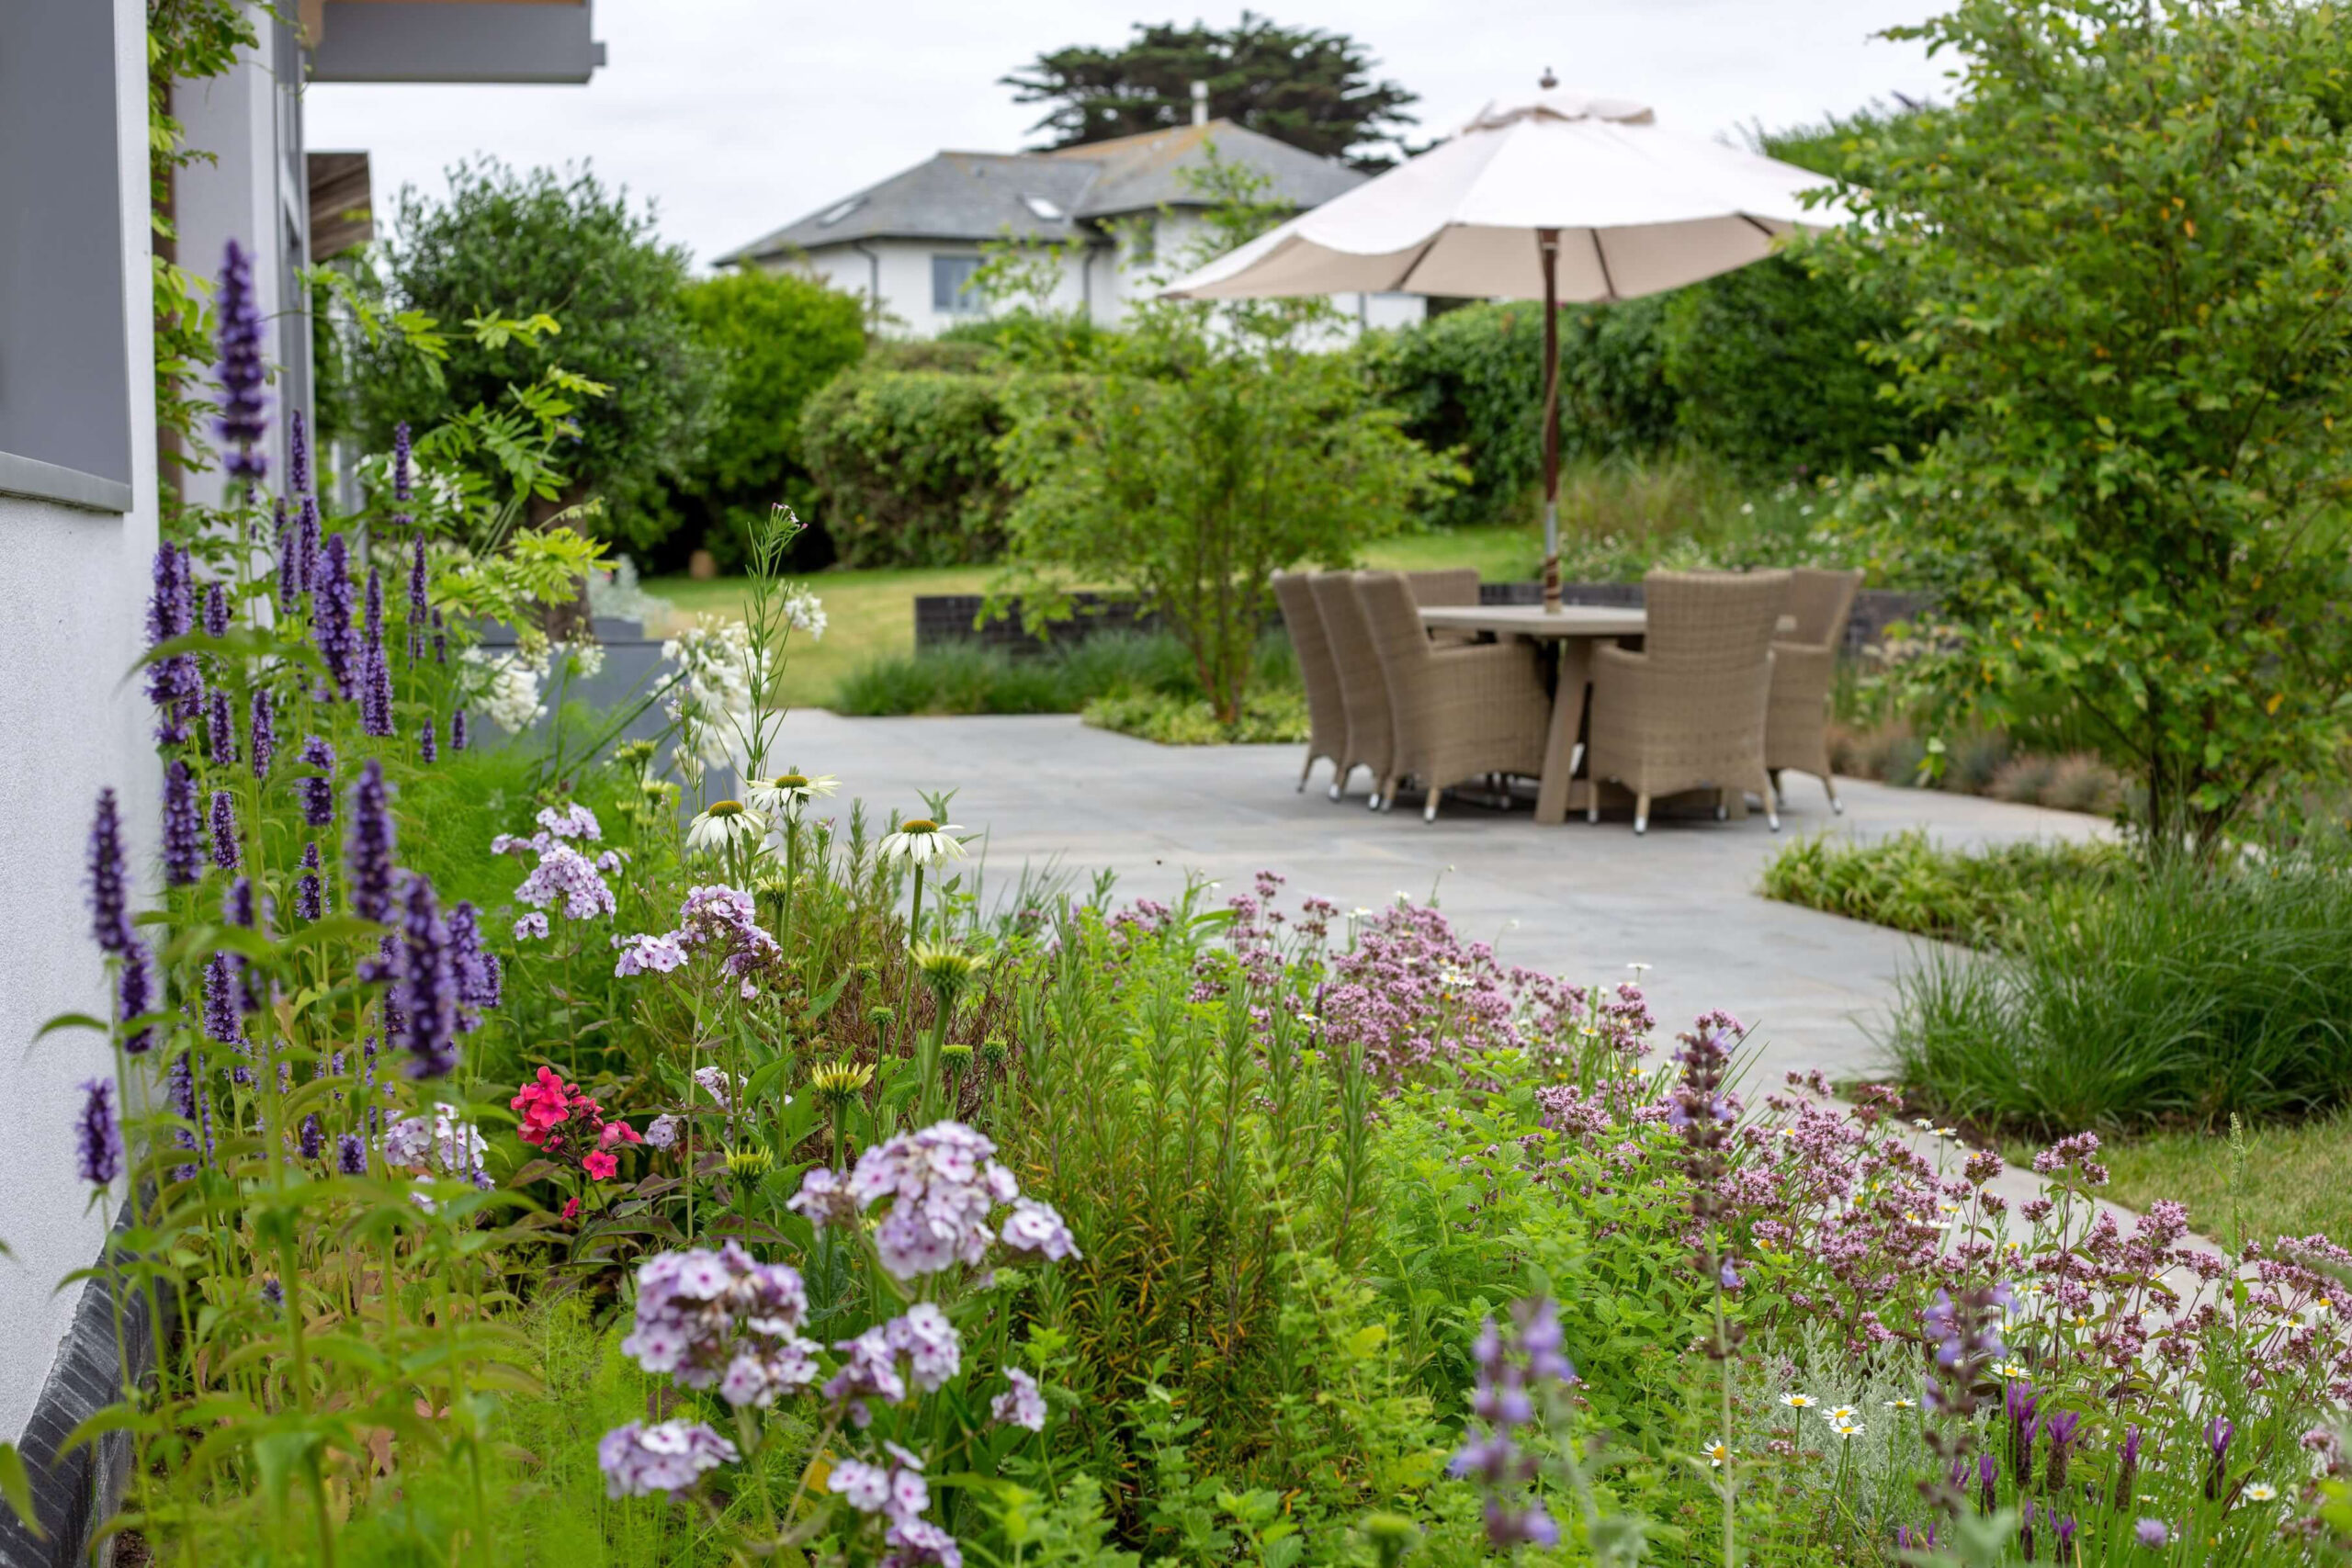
left=1824, top=773, right=1843, bottom=815
left=1713, top=789, right=1728, bottom=823
left=1634, top=791, right=1651, bottom=835
left=1758, top=768, right=1781, bottom=832
left=1424, top=787, right=1441, bottom=823
left=1298, top=755, right=1315, bottom=793
left=1329, top=761, right=1353, bottom=803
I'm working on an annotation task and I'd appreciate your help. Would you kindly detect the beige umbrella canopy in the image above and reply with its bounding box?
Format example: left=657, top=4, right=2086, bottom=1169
left=1164, top=73, right=1849, bottom=607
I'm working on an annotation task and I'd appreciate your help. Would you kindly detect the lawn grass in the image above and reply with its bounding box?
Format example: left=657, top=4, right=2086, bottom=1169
left=2007, top=1113, right=2352, bottom=1250
left=643, top=525, right=1533, bottom=708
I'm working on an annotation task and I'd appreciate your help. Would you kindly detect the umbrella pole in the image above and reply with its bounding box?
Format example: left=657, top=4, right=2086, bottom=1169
left=1538, top=228, right=1562, bottom=613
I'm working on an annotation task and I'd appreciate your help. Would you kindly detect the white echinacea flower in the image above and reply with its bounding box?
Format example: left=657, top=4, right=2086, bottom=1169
left=685, top=799, right=767, bottom=858
left=745, top=771, right=840, bottom=818
left=876, top=818, right=967, bottom=868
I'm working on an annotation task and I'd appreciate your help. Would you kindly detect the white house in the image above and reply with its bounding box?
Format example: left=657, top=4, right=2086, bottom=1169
left=716, top=118, right=1428, bottom=338
left=0, top=2, right=599, bottom=1549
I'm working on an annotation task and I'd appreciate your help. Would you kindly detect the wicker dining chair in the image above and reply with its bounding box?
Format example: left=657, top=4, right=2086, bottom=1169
left=1308, top=571, right=1395, bottom=808
left=1272, top=570, right=1351, bottom=798
left=1354, top=572, right=1551, bottom=822
left=1585, top=569, right=1792, bottom=834
left=1403, top=569, right=1481, bottom=644
left=1767, top=567, right=1864, bottom=814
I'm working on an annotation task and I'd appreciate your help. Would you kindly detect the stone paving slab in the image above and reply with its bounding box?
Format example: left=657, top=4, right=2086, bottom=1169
left=766, top=711, right=2109, bottom=1089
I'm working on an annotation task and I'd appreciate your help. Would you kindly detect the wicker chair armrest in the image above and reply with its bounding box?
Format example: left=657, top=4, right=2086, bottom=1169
left=1423, top=642, right=1545, bottom=700
left=1770, top=642, right=1835, bottom=700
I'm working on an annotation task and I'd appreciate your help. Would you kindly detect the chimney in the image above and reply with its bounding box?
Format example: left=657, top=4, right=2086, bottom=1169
left=1191, top=80, right=1209, bottom=126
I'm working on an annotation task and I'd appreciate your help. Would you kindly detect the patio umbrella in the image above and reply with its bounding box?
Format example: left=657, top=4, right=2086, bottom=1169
left=1163, top=73, right=1849, bottom=609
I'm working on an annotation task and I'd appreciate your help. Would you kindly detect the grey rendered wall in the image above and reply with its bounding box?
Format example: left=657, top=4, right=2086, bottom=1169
left=0, top=0, right=163, bottom=1450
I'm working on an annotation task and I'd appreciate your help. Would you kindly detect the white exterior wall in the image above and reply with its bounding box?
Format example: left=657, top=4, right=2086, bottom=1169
left=774, top=225, right=1424, bottom=343
left=175, top=3, right=310, bottom=511
left=0, top=0, right=163, bottom=1441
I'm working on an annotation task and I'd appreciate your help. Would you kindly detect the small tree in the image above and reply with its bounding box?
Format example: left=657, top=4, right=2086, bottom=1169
left=1823, top=0, right=2352, bottom=850
left=992, top=153, right=1459, bottom=727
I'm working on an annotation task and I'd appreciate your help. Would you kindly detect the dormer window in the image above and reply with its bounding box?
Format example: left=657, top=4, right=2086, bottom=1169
left=1020, top=194, right=1064, bottom=221
left=819, top=197, right=862, bottom=227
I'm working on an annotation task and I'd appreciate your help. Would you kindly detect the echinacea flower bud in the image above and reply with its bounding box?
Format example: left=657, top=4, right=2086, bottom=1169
left=74, top=1077, right=121, bottom=1187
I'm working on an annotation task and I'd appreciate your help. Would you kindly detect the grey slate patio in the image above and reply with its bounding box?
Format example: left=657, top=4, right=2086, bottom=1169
left=767, top=711, right=2108, bottom=1089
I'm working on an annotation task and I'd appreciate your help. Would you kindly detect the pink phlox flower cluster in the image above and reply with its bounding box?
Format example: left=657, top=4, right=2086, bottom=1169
left=618, top=1241, right=820, bottom=1409
left=791, top=1121, right=1076, bottom=1280
left=822, top=1305, right=962, bottom=1427
left=612, top=885, right=780, bottom=997
left=614, top=931, right=688, bottom=976
left=991, top=1367, right=1046, bottom=1430
left=829, top=1440, right=954, bottom=1568
left=693, top=1063, right=741, bottom=1109
left=1001, top=1197, right=1079, bottom=1259
left=598, top=1420, right=738, bottom=1498
left=513, top=840, right=617, bottom=921
left=537, top=802, right=602, bottom=841
left=514, top=911, right=549, bottom=942
left=379, top=1101, right=491, bottom=1185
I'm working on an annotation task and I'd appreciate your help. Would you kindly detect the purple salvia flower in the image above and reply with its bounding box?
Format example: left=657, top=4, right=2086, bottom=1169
left=295, top=841, right=323, bottom=922
left=86, top=788, right=134, bottom=956
left=312, top=534, right=357, bottom=699
left=248, top=687, right=276, bottom=779
left=450, top=710, right=468, bottom=751
left=212, top=239, right=268, bottom=485
left=74, top=1078, right=122, bottom=1187
left=163, top=761, right=202, bottom=886
left=206, top=689, right=238, bottom=767
left=296, top=735, right=335, bottom=828
left=359, top=569, right=393, bottom=737
left=345, top=760, right=395, bottom=923
left=209, top=789, right=241, bottom=871
left=202, top=581, right=229, bottom=639
left=336, top=1132, right=366, bottom=1176
left=393, top=873, right=458, bottom=1078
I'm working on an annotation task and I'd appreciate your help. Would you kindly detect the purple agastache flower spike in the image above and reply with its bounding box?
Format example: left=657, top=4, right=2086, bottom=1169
left=273, top=499, right=300, bottom=615
left=145, top=545, right=198, bottom=743
left=299, top=1113, right=323, bottom=1160
left=418, top=720, right=438, bottom=764
left=394, top=873, right=458, bottom=1078
left=447, top=900, right=494, bottom=1030
left=345, top=760, right=395, bottom=923
left=432, top=608, right=447, bottom=665
left=206, top=689, right=237, bottom=767
left=75, top=1078, right=122, bottom=1187
left=202, top=951, right=243, bottom=1043
left=312, top=534, right=357, bottom=699
left=392, top=421, right=412, bottom=503
left=202, top=582, right=229, bottom=639
left=163, top=761, right=203, bottom=886
left=118, top=940, right=156, bottom=1055
left=166, top=1050, right=196, bottom=1178
left=248, top=687, right=276, bottom=779
left=212, top=239, right=268, bottom=485
left=226, top=876, right=264, bottom=1014
left=450, top=710, right=468, bottom=751
left=288, top=407, right=310, bottom=499
left=336, top=1132, right=366, bottom=1176
left=359, top=569, right=393, bottom=737
left=296, top=494, right=322, bottom=593
left=405, top=535, right=429, bottom=661
left=295, top=841, right=323, bottom=922
left=209, top=789, right=241, bottom=871
left=86, top=788, right=134, bottom=956
left=296, top=735, right=335, bottom=828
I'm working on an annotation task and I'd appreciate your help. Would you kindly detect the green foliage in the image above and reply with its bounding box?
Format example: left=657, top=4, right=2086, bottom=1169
left=1001, top=14, right=1420, bottom=168
left=1082, top=687, right=1307, bottom=745
left=1759, top=828, right=2125, bottom=948
left=1887, top=838, right=2352, bottom=1132
left=799, top=370, right=1042, bottom=567
left=1818, top=0, right=2352, bottom=850
left=670, top=269, right=867, bottom=567
left=347, top=161, right=723, bottom=548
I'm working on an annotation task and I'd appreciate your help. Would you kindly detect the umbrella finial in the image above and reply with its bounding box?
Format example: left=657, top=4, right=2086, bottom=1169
left=1539, top=66, right=1558, bottom=89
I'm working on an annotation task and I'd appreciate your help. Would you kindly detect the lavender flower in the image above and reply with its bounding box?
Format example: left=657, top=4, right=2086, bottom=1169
left=2115, top=1423, right=2142, bottom=1508
left=393, top=873, right=458, bottom=1078
left=2207, top=1415, right=2235, bottom=1500
left=2019, top=1501, right=2036, bottom=1562
left=1977, top=1451, right=1997, bottom=1515
left=2053, top=1515, right=2077, bottom=1554
left=206, top=689, right=238, bottom=767
left=312, top=534, right=357, bottom=699
left=86, top=788, right=134, bottom=956
left=991, top=1367, right=1046, bottom=1431
left=212, top=239, right=267, bottom=484
left=345, top=760, right=395, bottom=923
left=74, top=1077, right=121, bottom=1187
left=2043, top=1409, right=2081, bottom=1494
left=2006, top=1379, right=2040, bottom=1490
left=295, top=842, right=324, bottom=923
left=359, top=569, right=393, bottom=737
left=161, top=761, right=202, bottom=886
left=296, top=736, right=335, bottom=828
left=597, top=1420, right=738, bottom=1500
left=617, top=1242, right=820, bottom=1409
left=300, top=1114, right=323, bottom=1160
left=209, top=789, right=241, bottom=871
left=248, top=688, right=276, bottom=779
left=336, top=1133, right=366, bottom=1176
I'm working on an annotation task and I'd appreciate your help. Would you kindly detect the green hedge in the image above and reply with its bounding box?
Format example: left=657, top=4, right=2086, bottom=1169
left=799, top=369, right=1021, bottom=567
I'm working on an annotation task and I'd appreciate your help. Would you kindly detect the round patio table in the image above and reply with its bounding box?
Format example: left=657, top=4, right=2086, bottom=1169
left=1417, top=603, right=1645, bottom=824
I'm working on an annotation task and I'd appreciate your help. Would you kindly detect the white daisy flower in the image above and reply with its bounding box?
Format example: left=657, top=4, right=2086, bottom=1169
left=1828, top=1406, right=1860, bottom=1426
left=2245, top=1482, right=2278, bottom=1502
left=745, top=771, right=840, bottom=818
left=685, top=799, right=767, bottom=858
left=1703, top=1440, right=1731, bottom=1469
left=1781, top=1393, right=1815, bottom=1410
left=876, top=818, right=967, bottom=868
left=1884, top=1397, right=1917, bottom=1410
left=1832, top=1420, right=1864, bottom=1440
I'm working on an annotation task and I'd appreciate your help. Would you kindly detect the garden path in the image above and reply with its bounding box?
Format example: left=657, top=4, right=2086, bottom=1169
left=767, top=711, right=2107, bottom=1092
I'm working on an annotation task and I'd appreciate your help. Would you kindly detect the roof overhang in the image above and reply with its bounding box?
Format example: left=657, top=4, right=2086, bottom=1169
left=303, top=0, right=604, bottom=85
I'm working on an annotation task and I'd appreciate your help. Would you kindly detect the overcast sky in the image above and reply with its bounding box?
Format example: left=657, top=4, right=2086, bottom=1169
left=305, top=1, right=1955, bottom=270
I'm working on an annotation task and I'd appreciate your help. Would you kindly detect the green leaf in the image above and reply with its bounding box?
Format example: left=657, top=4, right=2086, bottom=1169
left=0, top=1442, right=41, bottom=1537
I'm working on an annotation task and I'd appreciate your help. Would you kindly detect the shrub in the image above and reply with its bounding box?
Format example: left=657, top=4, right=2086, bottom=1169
left=1759, top=828, right=2123, bottom=947
left=1888, top=844, right=2352, bottom=1131
left=1081, top=686, right=1308, bottom=744
left=1986, top=753, right=2057, bottom=806
left=832, top=629, right=1298, bottom=722
left=668, top=268, right=867, bottom=570
left=1821, top=0, right=2352, bottom=849
left=797, top=368, right=1037, bottom=567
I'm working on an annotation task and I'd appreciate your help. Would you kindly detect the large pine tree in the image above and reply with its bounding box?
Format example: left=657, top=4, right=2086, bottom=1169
left=1001, top=12, right=1419, bottom=170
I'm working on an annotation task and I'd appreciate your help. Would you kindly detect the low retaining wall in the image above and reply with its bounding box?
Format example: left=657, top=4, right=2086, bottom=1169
left=915, top=584, right=1932, bottom=660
